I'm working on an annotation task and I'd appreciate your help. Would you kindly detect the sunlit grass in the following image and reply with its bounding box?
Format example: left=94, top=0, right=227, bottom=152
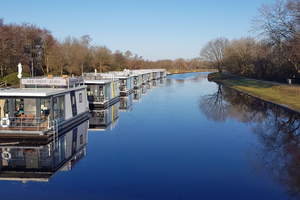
left=169, top=69, right=218, bottom=74
left=209, top=72, right=300, bottom=112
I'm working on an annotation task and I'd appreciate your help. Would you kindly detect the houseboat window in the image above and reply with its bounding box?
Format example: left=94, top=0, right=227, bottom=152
left=72, top=96, right=75, bottom=105
left=54, top=96, right=65, bottom=122
left=79, top=93, right=82, bottom=103
left=41, top=98, right=51, bottom=120
left=80, top=134, right=83, bottom=144
left=86, top=85, right=91, bottom=95
left=0, top=99, right=9, bottom=119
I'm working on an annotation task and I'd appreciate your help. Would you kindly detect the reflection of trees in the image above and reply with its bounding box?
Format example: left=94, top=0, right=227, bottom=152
left=254, top=112, right=300, bottom=198
left=175, top=79, right=185, bottom=84
left=190, top=74, right=206, bottom=83
left=199, top=85, right=229, bottom=122
left=199, top=84, right=300, bottom=198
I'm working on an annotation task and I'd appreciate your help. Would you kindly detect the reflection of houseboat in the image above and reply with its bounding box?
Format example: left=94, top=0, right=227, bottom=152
left=119, top=93, right=133, bottom=112
left=142, top=84, right=147, bottom=95
left=153, top=79, right=159, bottom=87
left=159, top=77, right=167, bottom=86
left=0, top=119, right=88, bottom=182
left=89, top=101, right=119, bottom=131
left=0, top=76, right=89, bottom=137
left=105, top=72, right=134, bottom=96
left=132, top=72, right=142, bottom=89
left=84, top=73, right=119, bottom=109
left=147, top=81, right=153, bottom=91
left=133, top=88, right=142, bottom=102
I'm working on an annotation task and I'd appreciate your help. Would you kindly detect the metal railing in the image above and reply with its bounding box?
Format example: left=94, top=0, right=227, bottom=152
left=88, top=95, right=107, bottom=102
left=119, top=86, right=127, bottom=91
left=0, top=116, right=50, bottom=132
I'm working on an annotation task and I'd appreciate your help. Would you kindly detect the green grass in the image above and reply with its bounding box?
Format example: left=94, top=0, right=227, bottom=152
left=209, top=72, right=300, bottom=112
left=169, top=69, right=218, bottom=74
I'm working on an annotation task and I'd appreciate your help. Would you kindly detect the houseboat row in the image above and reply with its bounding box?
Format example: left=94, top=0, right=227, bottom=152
left=0, top=71, right=167, bottom=182
left=88, top=77, right=167, bottom=131
left=0, top=69, right=166, bottom=139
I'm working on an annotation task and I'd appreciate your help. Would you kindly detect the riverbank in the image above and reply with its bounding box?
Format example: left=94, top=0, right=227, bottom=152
left=208, top=72, right=300, bottom=112
left=169, top=69, right=217, bottom=74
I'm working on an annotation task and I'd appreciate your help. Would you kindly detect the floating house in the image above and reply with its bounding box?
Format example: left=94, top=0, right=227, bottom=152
left=105, top=71, right=134, bottom=96
left=119, top=93, right=133, bottom=112
left=0, top=76, right=89, bottom=137
left=132, top=70, right=152, bottom=84
left=89, top=101, right=119, bottom=131
left=152, top=70, right=160, bottom=80
left=84, top=73, right=119, bottom=109
left=0, top=119, right=88, bottom=182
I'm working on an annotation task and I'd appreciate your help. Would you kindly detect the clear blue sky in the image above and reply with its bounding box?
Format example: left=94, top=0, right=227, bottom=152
left=0, top=0, right=271, bottom=61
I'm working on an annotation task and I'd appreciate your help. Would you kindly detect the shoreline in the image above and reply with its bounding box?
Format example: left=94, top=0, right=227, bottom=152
left=168, top=69, right=218, bottom=75
left=208, top=72, right=300, bottom=113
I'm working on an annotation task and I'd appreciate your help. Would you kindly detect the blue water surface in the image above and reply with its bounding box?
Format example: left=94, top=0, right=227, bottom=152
left=0, top=72, right=297, bottom=200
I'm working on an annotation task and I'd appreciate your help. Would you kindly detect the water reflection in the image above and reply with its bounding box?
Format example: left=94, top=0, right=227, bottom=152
left=199, top=85, right=300, bottom=198
left=119, top=93, right=133, bottom=112
left=89, top=101, right=120, bottom=131
left=142, top=84, right=147, bottom=95
left=0, top=119, right=88, bottom=183
left=147, top=81, right=153, bottom=91
left=133, top=88, right=142, bottom=102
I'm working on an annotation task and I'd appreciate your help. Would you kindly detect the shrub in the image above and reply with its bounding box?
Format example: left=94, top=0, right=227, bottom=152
left=2, top=73, right=30, bottom=86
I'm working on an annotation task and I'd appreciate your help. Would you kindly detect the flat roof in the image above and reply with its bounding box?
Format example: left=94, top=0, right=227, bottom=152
left=0, top=86, right=86, bottom=97
left=84, top=79, right=118, bottom=84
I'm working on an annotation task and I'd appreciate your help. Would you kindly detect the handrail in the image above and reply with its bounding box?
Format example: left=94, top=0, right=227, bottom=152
left=0, top=116, right=50, bottom=132
left=0, top=81, right=7, bottom=88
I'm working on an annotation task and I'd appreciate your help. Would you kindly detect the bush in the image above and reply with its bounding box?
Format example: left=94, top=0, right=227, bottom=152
left=2, top=73, right=30, bottom=86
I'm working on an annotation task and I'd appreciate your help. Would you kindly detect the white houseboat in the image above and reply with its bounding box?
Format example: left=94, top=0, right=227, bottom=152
left=0, top=76, right=89, bottom=137
left=132, top=70, right=151, bottom=84
left=105, top=71, right=134, bottom=96
left=89, top=101, right=119, bottom=131
left=84, top=73, right=119, bottom=109
left=0, top=119, right=88, bottom=182
left=132, top=72, right=143, bottom=89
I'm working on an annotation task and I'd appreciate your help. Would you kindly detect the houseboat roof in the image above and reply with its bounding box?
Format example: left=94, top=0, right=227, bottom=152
left=0, top=76, right=86, bottom=97
left=84, top=73, right=119, bottom=83
left=0, top=86, right=86, bottom=97
left=84, top=79, right=117, bottom=84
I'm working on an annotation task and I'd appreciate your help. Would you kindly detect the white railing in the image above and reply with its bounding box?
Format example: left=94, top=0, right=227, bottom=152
left=88, top=95, right=109, bottom=102
left=0, top=116, right=50, bottom=132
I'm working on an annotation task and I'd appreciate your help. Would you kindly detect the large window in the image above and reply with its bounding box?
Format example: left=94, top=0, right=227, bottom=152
left=53, top=96, right=65, bottom=122
left=0, top=98, right=9, bottom=118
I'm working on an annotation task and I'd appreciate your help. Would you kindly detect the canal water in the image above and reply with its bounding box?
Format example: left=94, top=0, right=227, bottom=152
left=1, top=72, right=300, bottom=200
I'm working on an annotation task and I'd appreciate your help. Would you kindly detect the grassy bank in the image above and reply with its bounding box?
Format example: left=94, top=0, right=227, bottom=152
left=169, top=69, right=218, bottom=74
left=208, top=72, right=300, bottom=112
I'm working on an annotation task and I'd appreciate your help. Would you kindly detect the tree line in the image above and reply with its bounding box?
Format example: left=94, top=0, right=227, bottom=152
left=0, top=18, right=205, bottom=78
left=200, top=0, right=300, bottom=83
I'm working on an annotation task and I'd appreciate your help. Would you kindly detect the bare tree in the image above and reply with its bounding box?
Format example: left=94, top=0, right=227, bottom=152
left=252, top=0, right=300, bottom=75
left=199, top=37, right=229, bottom=75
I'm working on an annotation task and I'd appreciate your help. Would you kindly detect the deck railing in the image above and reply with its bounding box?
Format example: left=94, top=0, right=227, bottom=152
left=0, top=116, right=50, bottom=132
left=88, top=95, right=107, bottom=102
